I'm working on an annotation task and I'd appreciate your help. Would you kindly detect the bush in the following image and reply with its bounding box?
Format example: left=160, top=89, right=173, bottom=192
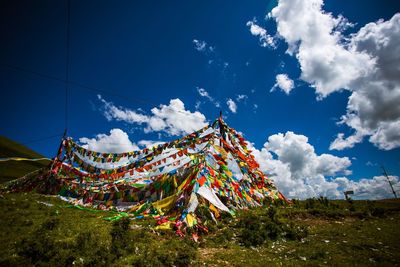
left=371, top=207, right=386, bottom=217
left=237, top=206, right=308, bottom=247
left=305, top=198, right=316, bottom=209
left=16, top=218, right=112, bottom=266
left=40, top=217, right=60, bottom=230
left=17, top=233, right=57, bottom=265
left=282, top=222, right=308, bottom=241
left=209, top=227, right=235, bottom=246
left=110, top=217, right=132, bottom=258
left=132, top=238, right=197, bottom=267
left=238, top=210, right=282, bottom=247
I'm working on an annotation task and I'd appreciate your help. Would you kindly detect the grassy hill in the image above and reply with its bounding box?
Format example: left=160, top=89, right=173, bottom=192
left=0, top=136, right=49, bottom=183
left=0, top=193, right=399, bottom=266
left=0, top=137, right=399, bottom=266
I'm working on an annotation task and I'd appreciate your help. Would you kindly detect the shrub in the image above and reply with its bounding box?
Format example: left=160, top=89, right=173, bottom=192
left=282, top=222, right=308, bottom=241
left=238, top=211, right=282, bottom=247
left=110, top=217, right=132, bottom=258
left=305, top=198, right=316, bottom=209
left=132, top=238, right=197, bottom=267
left=371, top=207, right=385, bottom=217
left=17, top=218, right=59, bottom=265
left=237, top=206, right=308, bottom=247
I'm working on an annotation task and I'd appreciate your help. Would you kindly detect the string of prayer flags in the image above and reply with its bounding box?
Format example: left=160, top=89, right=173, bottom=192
left=9, top=117, right=287, bottom=240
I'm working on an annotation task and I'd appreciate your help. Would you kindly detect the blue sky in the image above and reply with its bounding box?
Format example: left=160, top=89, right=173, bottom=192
left=1, top=0, right=399, bottom=198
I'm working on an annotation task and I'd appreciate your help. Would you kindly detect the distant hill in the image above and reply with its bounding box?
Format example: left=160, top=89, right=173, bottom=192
left=0, top=136, right=49, bottom=183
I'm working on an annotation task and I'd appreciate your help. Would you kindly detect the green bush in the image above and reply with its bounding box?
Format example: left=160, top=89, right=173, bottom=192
left=282, top=222, right=308, bottom=241
left=15, top=218, right=113, bottom=266
left=110, top=217, right=132, bottom=258
left=131, top=238, right=197, bottom=267
left=237, top=206, right=308, bottom=247
left=237, top=210, right=281, bottom=247
left=16, top=218, right=59, bottom=265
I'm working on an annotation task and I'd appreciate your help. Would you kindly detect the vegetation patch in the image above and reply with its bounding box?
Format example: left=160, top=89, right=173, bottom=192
left=1, top=192, right=400, bottom=266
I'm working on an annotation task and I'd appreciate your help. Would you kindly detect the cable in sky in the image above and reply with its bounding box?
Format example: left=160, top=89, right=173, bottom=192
left=65, top=0, right=71, bottom=133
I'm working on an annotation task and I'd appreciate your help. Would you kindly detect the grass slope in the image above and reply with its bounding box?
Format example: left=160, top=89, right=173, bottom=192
left=0, top=136, right=50, bottom=183
left=0, top=193, right=399, bottom=266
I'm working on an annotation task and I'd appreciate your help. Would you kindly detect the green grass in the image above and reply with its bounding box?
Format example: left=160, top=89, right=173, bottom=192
left=0, top=136, right=49, bottom=183
left=1, top=140, right=399, bottom=265
left=0, top=193, right=399, bottom=266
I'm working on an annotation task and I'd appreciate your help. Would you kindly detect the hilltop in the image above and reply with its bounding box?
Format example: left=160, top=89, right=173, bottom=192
left=0, top=136, right=49, bottom=183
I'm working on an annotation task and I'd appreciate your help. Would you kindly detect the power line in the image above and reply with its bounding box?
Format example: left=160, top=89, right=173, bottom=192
left=21, top=133, right=64, bottom=145
left=0, top=63, right=191, bottom=114
left=65, top=0, right=71, bottom=133
left=1, top=63, right=183, bottom=108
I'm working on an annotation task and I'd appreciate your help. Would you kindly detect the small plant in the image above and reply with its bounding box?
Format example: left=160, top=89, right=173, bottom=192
left=282, top=222, right=308, bottom=241
left=110, top=217, right=132, bottom=258
left=238, top=209, right=280, bottom=247
left=305, top=198, right=316, bottom=209
left=132, top=238, right=197, bottom=267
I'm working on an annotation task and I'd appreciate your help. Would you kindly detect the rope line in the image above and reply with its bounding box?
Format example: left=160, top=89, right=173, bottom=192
left=21, top=133, right=64, bottom=145
left=0, top=157, right=51, bottom=162
left=65, top=0, right=71, bottom=132
left=0, top=63, right=196, bottom=116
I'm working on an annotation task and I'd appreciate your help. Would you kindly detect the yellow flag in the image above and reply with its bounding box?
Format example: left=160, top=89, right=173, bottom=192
left=152, top=194, right=177, bottom=214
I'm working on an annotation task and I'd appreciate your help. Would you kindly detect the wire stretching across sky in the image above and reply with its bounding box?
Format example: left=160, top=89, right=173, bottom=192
left=0, top=63, right=202, bottom=117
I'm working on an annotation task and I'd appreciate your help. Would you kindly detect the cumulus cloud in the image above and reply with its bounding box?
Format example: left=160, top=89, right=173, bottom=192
left=271, top=74, right=294, bottom=94
left=333, top=14, right=400, bottom=150
left=98, top=95, right=208, bottom=136
left=249, top=131, right=399, bottom=199
left=137, top=140, right=165, bottom=149
left=269, top=0, right=374, bottom=97
left=249, top=131, right=351, bottom=199
left=226, top=98, right=237, bottom=113
left=197, top=87, right=220, bottom=108
left=267, top=0, right=400, bottom=150
left=246, top=19, right=276, bottom=48
left=329, top=131, right=365, bottom=150
left=79, top=129, right=165, bottom=153
left=333, top=175, right=400, bottom=200
left=79, top=128, right=139, bottom=153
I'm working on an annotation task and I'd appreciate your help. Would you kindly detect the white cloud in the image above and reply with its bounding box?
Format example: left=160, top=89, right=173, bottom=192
left=79, top=128, right=139, bottom=153
left=271, top=74, right=294, bottom=94
left=246, top=19, right=276, bottom=48
left=249, top=131, right=399, bottom=199
left=98, top=95, right=148, bottom=124
left=267, top=0, right=400, bottom=150
left=236, top=94, right=248, bottom=102
left=333, top=175, right=400, bottom=200
left=329, top=131, right=365, bottom=150
left=137, top=140, right=165, bottom=149
left=226, top=98, right=237, bottom=113
left=334, top=14, right=400, bottom=150
left=193, top=39, right=207, bottom=52
left=79, top=128, right=166, bottom=153
left=269, top=0, right=374, bottom=98
left=195, top=100, right=201, bottom=110
left=249, top=131, right=351, bottom=199
left=197, top=87, right=220, bottom=108
left=198, top=88, right=211, bottom=99
left=193, top=39, right=215, bottom=54
left=98, top=95, right=208, bottom=136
